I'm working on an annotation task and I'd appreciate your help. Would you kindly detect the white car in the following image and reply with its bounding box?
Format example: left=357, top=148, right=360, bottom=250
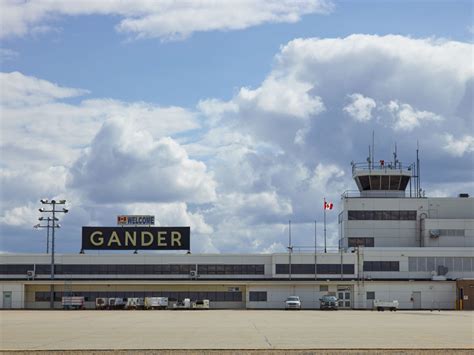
left=285, top=296, right=301, bottom=310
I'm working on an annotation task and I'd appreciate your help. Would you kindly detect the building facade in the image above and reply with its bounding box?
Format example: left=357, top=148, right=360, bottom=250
left=1, top=155, right=473, bottom=310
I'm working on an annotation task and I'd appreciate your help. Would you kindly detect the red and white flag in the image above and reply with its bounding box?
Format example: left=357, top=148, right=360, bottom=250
left=324, top=201, right=333, bottom=210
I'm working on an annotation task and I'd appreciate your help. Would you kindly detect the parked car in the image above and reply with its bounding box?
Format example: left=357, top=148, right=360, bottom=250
left=285, top=296, right=301, bottom=310
left=320, top=295, right=338, bottom=310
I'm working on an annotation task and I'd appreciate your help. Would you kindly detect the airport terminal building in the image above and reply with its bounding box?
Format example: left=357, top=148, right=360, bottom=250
left=1, top=155, right=473, bottom=310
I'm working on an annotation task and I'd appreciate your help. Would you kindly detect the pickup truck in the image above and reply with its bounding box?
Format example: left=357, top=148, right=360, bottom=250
left=373, top=300, right=399, bottom=311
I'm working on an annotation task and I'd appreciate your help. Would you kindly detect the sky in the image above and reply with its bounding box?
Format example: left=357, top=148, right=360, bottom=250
left=0, top=0, right=473, bottom=255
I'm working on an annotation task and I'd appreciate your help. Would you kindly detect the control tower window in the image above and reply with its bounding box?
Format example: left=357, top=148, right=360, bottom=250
left=348, top=237, right=374, bottom=247
left=381, top=175, right=390, bottom=190
left=348, top=210, right=417, bottom=220
left=390, top=175, right=401, bottom=190
left=370, top=176, right=381, bottom=190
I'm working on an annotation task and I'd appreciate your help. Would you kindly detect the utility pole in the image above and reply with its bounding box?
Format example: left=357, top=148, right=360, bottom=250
left=288, top=220, right=292, bottom=281
left=323, top=198, right=327, bottom=253
left=314, top=220, right=317, bottom=281
left=38, top=199, right=68, bottom=309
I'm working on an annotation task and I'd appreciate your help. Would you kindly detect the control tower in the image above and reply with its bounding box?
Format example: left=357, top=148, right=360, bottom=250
left=350, top=148, right=419, bottom=198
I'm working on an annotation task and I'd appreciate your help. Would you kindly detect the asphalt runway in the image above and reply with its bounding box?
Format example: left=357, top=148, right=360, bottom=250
left=1, top=310, right=473, bottom=351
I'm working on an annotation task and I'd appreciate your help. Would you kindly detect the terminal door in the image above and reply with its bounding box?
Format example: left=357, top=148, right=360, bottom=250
left=337, top=286, right=352, bottom=309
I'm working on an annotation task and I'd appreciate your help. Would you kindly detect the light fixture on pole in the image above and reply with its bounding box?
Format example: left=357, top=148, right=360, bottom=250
left=38, top=199, right=68, bottom=309
left=33, top=217, right=59, bottom=254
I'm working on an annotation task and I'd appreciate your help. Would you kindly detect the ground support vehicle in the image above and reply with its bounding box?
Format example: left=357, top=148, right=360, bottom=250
left=173, top=298, right=191, bottom=309
left=319, top=295, right=338, bottom=310
left=192, top=299, right=210, bottom=309
left=95, top=297, right=108, bottom=309
left=145, top=297, right=168, bottom=310
left=126, top=297, right=144, bottom=310
left=285, top=296, right=301, bottom=310
left=374, top=300, right=399, bottom=311
left=62, top=296, right=85, bottom=310
left=108, top=297, right=126, bottom=310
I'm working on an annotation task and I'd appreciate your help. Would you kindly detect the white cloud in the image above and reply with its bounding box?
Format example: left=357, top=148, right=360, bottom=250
left=237, top=76, right=325, bottom=119
left=343, top=93, right=376, bottom=122
left=69, top=117, right=216, bottom=204
left=0, top=202, right=40, bottom=227
left=2, top=34, right=474, bottom=254
left=0, top=0, right=333, bottom=40
left=0, top=71, right=88, bottom=107
left=127, top=202, right=213, bottom=234
left=0, top=72, right=199, bottom=170
left=385, top=100, right=443, bottom=131
left=443, top=134, right=474, bottom=157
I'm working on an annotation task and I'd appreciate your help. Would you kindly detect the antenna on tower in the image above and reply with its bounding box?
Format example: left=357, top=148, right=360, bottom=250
left=372, top=130, right=375, bottom=169
left=393, top=142, right=398, bottom=168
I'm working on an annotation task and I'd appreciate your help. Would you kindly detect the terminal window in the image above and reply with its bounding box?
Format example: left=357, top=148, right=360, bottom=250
left=276, top=264, right=354, bottom=274
left=408, top=257, right=473, bottom=272
left=1, top=264, right=265, bottom=275
left=363, top=261, right=399, bottom=272
left=249, top=291, right=267, bottom=302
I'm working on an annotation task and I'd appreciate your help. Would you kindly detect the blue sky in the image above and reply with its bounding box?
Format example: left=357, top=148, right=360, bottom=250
left=0, top=0, right=473, bottom=254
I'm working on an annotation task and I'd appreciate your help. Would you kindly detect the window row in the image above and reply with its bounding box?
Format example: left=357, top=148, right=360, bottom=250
left=408, top=257, right=473, bottom=272
left=249, top=291, right=267, bottom=302
left=348, top=210, right=417, bottom=221
left=275, top=264, right=355, bottom=275
left=358, top=175, right=410, bottom=191
left=430, top=229, right=465, bottom=237
left=197, top=264, right=264, bottom=275
left=1, top=264, right=264, bottom=275
left=363, top=261, right=399, bottom=272
left=35, top=291, right=242, bottom=302
left=348, top=238, right=374, bottom=247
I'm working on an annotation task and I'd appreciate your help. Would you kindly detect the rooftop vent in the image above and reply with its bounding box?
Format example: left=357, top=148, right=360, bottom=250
left=458, top=193, right=469, bottom=198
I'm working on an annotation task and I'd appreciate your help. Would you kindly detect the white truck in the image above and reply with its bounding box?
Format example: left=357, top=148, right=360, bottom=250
left=192, top=299, right=210, bottom=309
left=173, top=298, right=191, bottom=309
left=145, top=297, right=168, bottom=309
left=373, top=300, right=399, bottom=311
left=62, top=296, right=85, bottom=310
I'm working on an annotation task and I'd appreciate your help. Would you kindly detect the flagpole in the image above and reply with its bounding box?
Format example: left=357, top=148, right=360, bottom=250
left=324, top=197, right=327, bottom=253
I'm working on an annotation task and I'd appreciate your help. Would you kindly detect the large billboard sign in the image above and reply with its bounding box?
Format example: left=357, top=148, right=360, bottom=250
left=82, top=226, right=190, bottom=250
left=117, top=215, right=155, bottom=225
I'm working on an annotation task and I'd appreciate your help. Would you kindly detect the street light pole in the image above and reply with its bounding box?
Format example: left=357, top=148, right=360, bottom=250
left=38, top=199, right=68, bottom=309
left=34, top=217, right=58, bottom=254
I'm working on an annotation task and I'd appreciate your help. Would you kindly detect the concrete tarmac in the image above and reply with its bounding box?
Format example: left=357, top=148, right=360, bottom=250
left=1, top=310, right=473, bottom=351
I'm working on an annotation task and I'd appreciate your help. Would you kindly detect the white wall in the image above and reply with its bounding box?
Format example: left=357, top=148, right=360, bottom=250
left=353, top=281, right=456, bottom=310
left=0, top=283, right=24, bottom=309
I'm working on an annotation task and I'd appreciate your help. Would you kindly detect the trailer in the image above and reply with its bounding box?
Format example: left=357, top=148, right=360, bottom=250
left=373, top=300, right=399, bottom=311
left=62, top=296, right=85, bottom=310
left=145, top=297, right=168, bottom=310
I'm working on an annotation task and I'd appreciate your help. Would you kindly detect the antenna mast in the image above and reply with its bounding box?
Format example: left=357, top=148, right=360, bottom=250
left=372, top=130, right=375, bottom=169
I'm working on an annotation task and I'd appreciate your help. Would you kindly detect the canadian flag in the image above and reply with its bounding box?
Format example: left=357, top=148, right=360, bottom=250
left=324, top=201, right=333, bottom=210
